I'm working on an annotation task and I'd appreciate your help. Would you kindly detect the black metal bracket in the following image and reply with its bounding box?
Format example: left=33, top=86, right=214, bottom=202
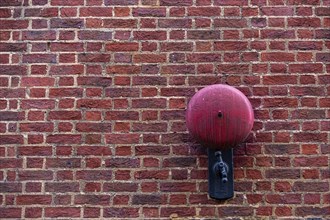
left=208, top=148, right=234, bottom=200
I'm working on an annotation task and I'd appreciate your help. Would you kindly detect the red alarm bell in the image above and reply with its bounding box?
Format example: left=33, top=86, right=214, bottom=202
left=186, top=84, right=254, bottom=150
left=186, top=84, right=254, bottom=200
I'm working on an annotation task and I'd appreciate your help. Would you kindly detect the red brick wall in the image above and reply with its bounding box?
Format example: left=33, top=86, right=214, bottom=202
left=0, top=0, right=329, bottom=219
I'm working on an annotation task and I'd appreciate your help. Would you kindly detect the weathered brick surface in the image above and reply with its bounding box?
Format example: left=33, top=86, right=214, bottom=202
left=0, top=0, right=329, bottom=219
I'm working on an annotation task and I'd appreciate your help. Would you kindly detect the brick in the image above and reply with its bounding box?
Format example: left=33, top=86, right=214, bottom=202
left=50, top=65, right=84, bottom=75
left=21, top=77, right=55, bottom=86
left=133, top=8, right=166, bottom=17
left=76, top=122, right=112, bottom=132
left=46, top=158, right=81, bottom=168
left=79, top=54, right=111, bottom=63
left=287, top=0, right=320, bottom=5
left=292, top=109, right=325, bottom=119
left=264, top=98, right=298, bottom=108
left=103, top=182, right=138, bottom=192
left=218, top=207, right=253, bottom=217
left=75, top=195, right=110, bottom=205
left=132, top=194, right=164, bottom=205
left=159, top=19, right=192, bottom=28
left=261, top=7, right=294, bottom=16
left=316, top=29, right=330, bottom=39
left=105, top=110, right=139, bottom=120
left=49, top=88, right=83, bottom=97
left=18, top=170, right=53, bottom=180
left=293, top=133, right=327, bottom=143
left=161, top=207, right=196, bottom=217
left=161, top=65, right=195, bottom=74
left=160, top=0, right=192, bottom=6
left=296, top=206, right=330, bottom=217
left=50, top=18, right=84, bottom=28
left=23, top=54, right=56, bottom=63
left=77, top=77, right=112, bottom=86
left=21, top=99, right=55, bottom=109
left=18, top=146, right=52, bottom=156
left=187, top=30, right=220, bottom=39
left=288, top=18, right=321, bottom=27
left=290, top=86, right=324, bottom=96
left=135, top=145, right=170, bottom=155
left=214, top=18, right=247, bottom=28
left=104, top=207, right=139, bottom=218
left=188, top=7, right=221, bottom=16
left=0, top=135, right=23, bottom=145
left=134, top=31, right=167, bottom=40
left=188, top=76, right=220, bottom=86
left=265, top=169, right=300, bottom=179
left=106, top=134, right=140, bottom=144
left=135, top=170, right=169, bottom=179
left=266, top=194, right=301, bottom=204
left=262, top=52, right=295, bottom=62
left=83, top=207, right=100, bottom=218
left=0, top=111, right=24, bottom=121
left=0, top=20, right=28, bottom=29
left=45, top=207, right=81, bottom=218
left=218, top=64, right=249, bottom=74
left=0, top=8, right=11, bottom=18
left=132, top=98, right=166, bottom=108
left=50, top=42, right=84, bottom=52
left=134, top=54, right=166, bottom=63
left=76, top=170, right=112, bottom=180
left=103, top=19, right=137, bottom=28
left=106, top=42, right=139, bottom=51
left=77, top=99, right=112, bottom=109
left=20, top=123, right=54, bottom=132
left=107, top=65, right=141, bottom=74
left=78, top=30, right=112, bottom=40
left=316, top=7, right=330, bottom=16
left=289, top=41, right=323, bottom=50
left=17, top=195, right=52, bottom=205
left=133, top=76, right=167, bottom=86
left=24, top=207, right=42, bottom=218
left=163, top=157, right=196, bottom=167
left=0, top=208, right=21, bottom=218
left=214, top=41, right=248, bottom=51
left=264, top=144, right=299, bottom=154
left=105, top=0, right=138, bottom=5
left=316, top=53, right=330, bottom=62
left=0, top=0, right=23, bottom=6
left=105, top=158, right=140, bottom=168
left=275, top=207, right=292, bottom=216
left=187, top=53, right=221, bottom=62
left=289, top=63, right=323, bottom=73
left=0, top=88, right=25, bottom=98
left=48, top=111, right=82, bottom=120
left=0, top=43, right=27, bottom=52
left=261, top=30, right=295, bottom=39
left=161, top=182, right=196, bottom=192
left=0, top=183, right=22, bottom=192
left=25, top=8, right=58, bottom=17
left=161, top=42, right=193, bottom=52
left=51, top=0, right=83, bottom=5
left=294, top=156, right=328, bottom=167
left=263, top=75, right=297, bottom=85
left=80, top=7, right=112, bottom=17
left=47, top=134, right=82, bottom=144
left=293, top=182, right=329, bottom=192
left=265, top=121, right=299, bottom=131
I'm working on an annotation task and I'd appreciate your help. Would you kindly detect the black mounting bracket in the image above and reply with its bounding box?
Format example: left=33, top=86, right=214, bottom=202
left=208, top=148, right=234, bottom=200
